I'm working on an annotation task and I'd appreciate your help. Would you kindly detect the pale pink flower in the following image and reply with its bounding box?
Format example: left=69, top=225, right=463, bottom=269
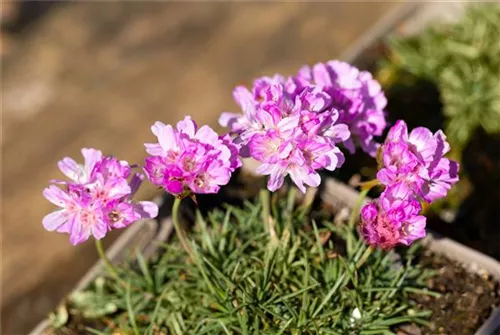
left=43, top=149, right=158, bottom=245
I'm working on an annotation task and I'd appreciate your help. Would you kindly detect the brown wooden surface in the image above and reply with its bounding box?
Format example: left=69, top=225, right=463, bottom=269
left=1, top=2, right=397, bottom=333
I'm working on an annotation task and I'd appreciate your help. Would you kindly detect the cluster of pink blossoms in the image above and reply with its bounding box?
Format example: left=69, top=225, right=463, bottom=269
left=43, top=59, right=460, bottom=250
left=219, top=60, right=387, bottom=192
left=296, top=60, right=387, bottom=157
left=42, top=149, right=158, bottom=245
left=359, top=120, right=459, bottom=248
left=143, top=116, right=241, bottom=196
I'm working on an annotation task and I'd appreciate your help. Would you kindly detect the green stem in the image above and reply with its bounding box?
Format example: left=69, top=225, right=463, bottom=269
left=260, top=189, right=270, bottom=232
left=172, top=197, right=195, bottom=260
left=298, top=187, right=316, bottom=219
left=95, top=239, right=127, bottom=287
left=347, top=188, right=370, bottom=256
left=348, top=189, right=370, bottom=230
left=360, top=178, right=380, bottom=192
left=356, top=245, right=374, bottom=269
left=260, top=190, right=277, bottom=244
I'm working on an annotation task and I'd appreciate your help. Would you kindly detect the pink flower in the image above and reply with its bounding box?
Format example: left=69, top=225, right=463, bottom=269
left=144, top=116, right=241, bottom=195
left=359, top=183, right=427, bottom=248
left=219, top=78, right=299, bottom=147
left=43, top=149, right=158, bottom=245
left=219, top=74, right=350, bottom=193
left=296, top=60, right=387, bottom=157
left=251, top=132, right=344, bottom=193
left=249, top=130, right=294, bottom=164
left=377, top=120, right=459, bottom=202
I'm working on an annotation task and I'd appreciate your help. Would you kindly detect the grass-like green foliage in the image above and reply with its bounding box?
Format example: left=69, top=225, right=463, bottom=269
left=388, top=4, right=500, bottom=149
left=52, top=192, right=437, bottom=334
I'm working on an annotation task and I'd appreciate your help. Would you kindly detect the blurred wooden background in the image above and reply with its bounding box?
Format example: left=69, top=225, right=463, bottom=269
left=1, top=2, right=398, bottom=333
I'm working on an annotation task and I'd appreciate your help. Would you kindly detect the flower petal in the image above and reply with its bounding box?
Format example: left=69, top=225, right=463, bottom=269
left=69, top=228, right=90, bottom=246
left=219, top=112, right=243, bottom=129
left=177, top=116, right=197, bottom=137
left=386, top=120, right=408, bottom=142
left=42, top=210, right=68, bottom=231
left=43, top=185, right=71, bottom=207
left=195, top=125, right=219, bottom=143
left=144, top=143, right=164, bottom=156
left=153, top=122, right=178, bottom=152
left=408, top=127, right=437, bottom=163
left=135, top=201, right=159, bottom=219
left=106, top=179, right=132, bottom=199
left=81, top=148, right=103, bottom=180
left=267, top=165, right=287, bottom=192
left=57, top=157, right=83, bottom=183
left=233, top=86, right=256, bottom=119
left=92, top=219, right=108, bottom=240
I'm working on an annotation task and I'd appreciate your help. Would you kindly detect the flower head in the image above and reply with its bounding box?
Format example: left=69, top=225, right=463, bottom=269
left=43, top=149, right=158, bottom=245
left=219, top=74, right=350, bottom=193
left=377, top=120, right=459, bottom=202
left=359, top=183, right=426, bottom=249
left=296, top=60, right=387, bottom=156
left=144, top=116, right=241, bottom=196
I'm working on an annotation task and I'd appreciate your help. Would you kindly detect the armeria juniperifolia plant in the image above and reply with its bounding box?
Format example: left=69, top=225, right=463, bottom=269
left=42, top=59, right=459, bottom=316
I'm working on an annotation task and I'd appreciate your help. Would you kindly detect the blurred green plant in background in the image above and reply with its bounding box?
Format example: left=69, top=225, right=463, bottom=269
left=383, top=4, right=500, bottom=154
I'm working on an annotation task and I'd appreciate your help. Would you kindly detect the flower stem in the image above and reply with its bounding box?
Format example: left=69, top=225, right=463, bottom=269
left=347, top=188, right=370, bottom=256
left=360, top=179, right=380, bottom=192
left=348, top=188, right=370, bottom=230
left=172, top=196, right=195, bottom=260
left=95, top=239, right=127, bottom=287
left=356, top=245, right=374, bottom=269
left=260, top=189, right=277, bottom=244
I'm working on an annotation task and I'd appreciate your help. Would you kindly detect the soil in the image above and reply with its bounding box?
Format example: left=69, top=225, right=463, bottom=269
left=399, top=249, right=500, bottom=335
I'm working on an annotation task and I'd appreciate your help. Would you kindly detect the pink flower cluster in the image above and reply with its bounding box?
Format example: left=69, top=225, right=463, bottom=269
left=219, top=74, right=351, bottom=193
left=219, top=60, right=387, bottom=192
left=42, top=149, right=158, bottom=245
left=144, top=116, right=241, bottom=196
left=296, top=60, right=387, bottom=157
left=360, top=183, right=426, bottom=249
left=42, top=58, right=460, bottom=252
left=360, top=120, right=460, bottom=248
left=377, top=120, right=459, bottom=203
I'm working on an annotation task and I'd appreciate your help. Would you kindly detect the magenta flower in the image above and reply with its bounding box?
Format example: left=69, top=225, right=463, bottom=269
left=144, top=116, right=241, bottom=196
left=359, top=183, right=427, bottom=249
left=43, top=149, right=158, bottom=245
left=296, top=60, right=387, bottom=156
left=219, top=74, right=350, bottom=193
left=377, top=120, right=459, bottom=202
